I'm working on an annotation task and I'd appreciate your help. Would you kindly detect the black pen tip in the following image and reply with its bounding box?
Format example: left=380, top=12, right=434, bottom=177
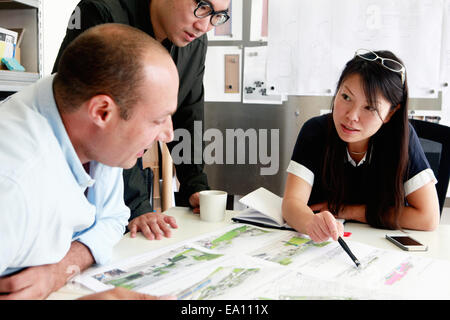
left=355, top=260, right=361, bottom=267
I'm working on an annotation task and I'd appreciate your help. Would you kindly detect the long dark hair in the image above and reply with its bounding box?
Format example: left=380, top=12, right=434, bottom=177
left=322, top=50, right=409, bottom=229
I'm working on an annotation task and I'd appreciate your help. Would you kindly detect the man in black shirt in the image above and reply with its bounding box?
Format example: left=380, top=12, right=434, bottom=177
left=53, top=0, right=231, bottom=240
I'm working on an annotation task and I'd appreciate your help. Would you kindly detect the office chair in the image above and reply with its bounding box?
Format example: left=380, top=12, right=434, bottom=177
left=410, top=119, right=450, bottom=215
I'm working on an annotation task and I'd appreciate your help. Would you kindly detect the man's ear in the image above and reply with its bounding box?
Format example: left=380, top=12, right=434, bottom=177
left=383, top=103, right=401, bottom=123
left=86, top=95, right=117, bottom=128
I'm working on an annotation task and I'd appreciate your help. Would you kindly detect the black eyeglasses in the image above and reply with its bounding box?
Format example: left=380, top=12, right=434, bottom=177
left=194, top=0, right=230, bottom=27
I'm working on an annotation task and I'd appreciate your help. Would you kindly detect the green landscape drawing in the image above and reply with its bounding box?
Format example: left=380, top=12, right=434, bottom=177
left=252, top=236, right=330, bottom=266
left=196, top=225, right=272, bottom=251
left=177, top=266, right=261, bottom=300
left=92, top=247, right=223, bottom=290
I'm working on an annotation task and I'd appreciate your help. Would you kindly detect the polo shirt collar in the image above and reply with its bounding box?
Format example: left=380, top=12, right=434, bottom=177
left=35, top=75, right=95, bottom=189
left=346, top=149, right=367, bottom=167
left=345, top=144, right=373, bottom=167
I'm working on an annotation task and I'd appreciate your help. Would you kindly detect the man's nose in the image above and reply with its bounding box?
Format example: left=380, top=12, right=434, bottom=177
left=158, top=117, right=174, bottom=143
left=194, top=17, right=213, bottom=34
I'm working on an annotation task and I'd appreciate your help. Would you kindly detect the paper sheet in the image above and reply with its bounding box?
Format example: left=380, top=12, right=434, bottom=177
left=440, top=0, right=450, bottom=86
left=440, top=0, right=450, bottom=127
left=250, top=0, right=269, bottom=42
left=75, top=224, right=450, bottom=300
left=267, top=0, right=443, bottom=98
left=204, top=46, right=242, bottom=102
left=252, top=272, right=396, bottom=300
left=193, top=224, right=286, bottom=255
left=239, top=187, right=283, bottom=225
left=243, top=46, right=284, bottom=104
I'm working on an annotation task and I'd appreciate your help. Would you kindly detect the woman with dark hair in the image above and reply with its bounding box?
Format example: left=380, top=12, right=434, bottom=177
left=282, top=49, right=440, bottom=243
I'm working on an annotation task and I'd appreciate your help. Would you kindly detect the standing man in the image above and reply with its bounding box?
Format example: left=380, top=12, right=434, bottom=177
left=53, top=0, right=231, bottom=240
left=0, top=24, right=178, bottom=299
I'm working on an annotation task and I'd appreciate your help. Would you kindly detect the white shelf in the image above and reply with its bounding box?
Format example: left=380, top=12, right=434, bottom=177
left=0, top=70, right=39, bottom=91
left=0, top=0, right=41, bottom=92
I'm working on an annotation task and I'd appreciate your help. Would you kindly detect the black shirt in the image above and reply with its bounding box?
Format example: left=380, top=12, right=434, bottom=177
left=53, top=0, right=210, bottom=218
left=288, top=114, right=434, bottom=206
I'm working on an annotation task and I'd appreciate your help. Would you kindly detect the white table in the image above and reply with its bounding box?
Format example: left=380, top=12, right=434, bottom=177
left=48, top=206, right=450, bottom=300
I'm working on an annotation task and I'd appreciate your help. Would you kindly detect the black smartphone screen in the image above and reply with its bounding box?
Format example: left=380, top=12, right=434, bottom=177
left=391, top=236, right=423, bottom=246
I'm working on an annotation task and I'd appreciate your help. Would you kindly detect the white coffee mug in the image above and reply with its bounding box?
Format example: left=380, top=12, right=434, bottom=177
left=199, top=190, right=227, bottom=222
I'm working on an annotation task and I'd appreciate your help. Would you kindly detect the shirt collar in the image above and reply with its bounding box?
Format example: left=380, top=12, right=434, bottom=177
left=345, top=144, right=373, bottom=167
left=346, top=148, right=367, bottom=167
left=35, top=75, right=95, bottom=189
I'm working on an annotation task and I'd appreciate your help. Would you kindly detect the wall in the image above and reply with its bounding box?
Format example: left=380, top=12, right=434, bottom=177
left=39, top=1, right=448, bottom=201
left=42, top=0, right=80, bottom=75
left=204, top=0, right=446, bottom=201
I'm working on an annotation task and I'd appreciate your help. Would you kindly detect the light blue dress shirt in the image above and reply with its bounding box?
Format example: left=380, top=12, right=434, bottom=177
left=0, top=75, right=130, bottom=276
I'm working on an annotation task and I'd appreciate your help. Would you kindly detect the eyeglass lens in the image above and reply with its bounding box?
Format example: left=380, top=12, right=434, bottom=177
left=357, top=49, right=377, bottom=60
left=382, top=60, right=403, bottom=72
left=357, top=50, right=403, bottom=72
left=195, top=3, right=213, bottom=17
left=211, top=13, right=228, bottom=25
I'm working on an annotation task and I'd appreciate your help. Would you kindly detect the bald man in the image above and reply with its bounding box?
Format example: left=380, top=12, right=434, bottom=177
left=0, top=24, right=178, bottom=299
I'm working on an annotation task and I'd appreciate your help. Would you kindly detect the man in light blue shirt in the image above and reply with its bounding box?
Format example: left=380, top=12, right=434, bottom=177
left=0, top=23, right=178, bottom=299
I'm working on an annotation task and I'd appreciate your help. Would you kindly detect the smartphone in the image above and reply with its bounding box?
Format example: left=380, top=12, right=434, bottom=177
left=385, top=235, right=428, bottom=251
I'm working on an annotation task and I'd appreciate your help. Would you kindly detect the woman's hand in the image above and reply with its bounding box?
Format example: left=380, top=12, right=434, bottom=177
left=305, top=210, right=344, bottom=243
